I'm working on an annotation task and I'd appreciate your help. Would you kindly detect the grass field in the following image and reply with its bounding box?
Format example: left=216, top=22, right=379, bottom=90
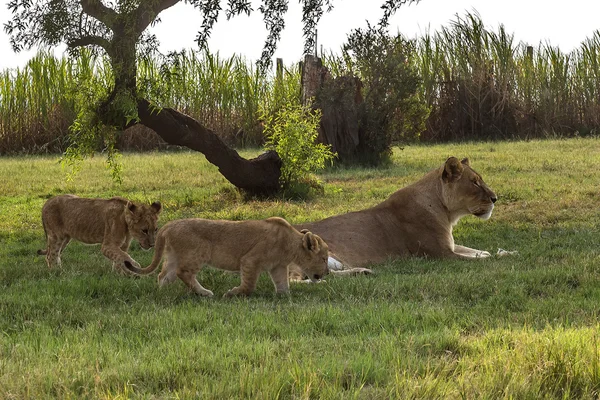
left=1, top=138, right=600, bottom=398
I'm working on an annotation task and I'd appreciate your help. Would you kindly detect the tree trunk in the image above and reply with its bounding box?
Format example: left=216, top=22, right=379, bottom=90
left=137, top=99, right=282, bottom=196
left=82, top=4, right=282, bottom=196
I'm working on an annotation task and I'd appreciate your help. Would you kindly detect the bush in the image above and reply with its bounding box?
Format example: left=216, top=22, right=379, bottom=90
left=261, top=102, right=336, bottom=197
left=335, top=25, right=429, bottom=164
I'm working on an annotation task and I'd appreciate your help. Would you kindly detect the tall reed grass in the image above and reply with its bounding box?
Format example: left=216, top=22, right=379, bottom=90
left=415, top=12, right=600, bottom=140
left=0, top=50, right=301, bottom=154
left=1, top=11, right=600, bottom=153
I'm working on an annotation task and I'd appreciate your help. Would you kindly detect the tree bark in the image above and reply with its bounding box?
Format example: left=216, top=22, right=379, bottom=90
left=137, top=99, right=282, bottom=195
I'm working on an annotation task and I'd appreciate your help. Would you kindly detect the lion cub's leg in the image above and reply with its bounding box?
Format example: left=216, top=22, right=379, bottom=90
left=102, top=243, right=140, bottom=273
left=45, top=234, right=69, bottom=268
left=112, top=238, right=135, bottom=274
left=158, top=260, right=178, bottom=287
left=224, top=261, right=260, bottom=298
left=268, top=266, right=290, bottom=294
left=176, top=266, right=214, bottom=297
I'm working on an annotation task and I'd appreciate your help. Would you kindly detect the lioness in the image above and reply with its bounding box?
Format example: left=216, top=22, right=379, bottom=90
left=38, top=194, right=162, bottom=272
left=295, top=157, right=497, bottom=275
left=123, top=217, right=329, bottom=297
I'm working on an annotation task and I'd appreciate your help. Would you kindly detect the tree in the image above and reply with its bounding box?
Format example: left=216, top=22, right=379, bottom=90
left=4, top=0, right=420, bottom=195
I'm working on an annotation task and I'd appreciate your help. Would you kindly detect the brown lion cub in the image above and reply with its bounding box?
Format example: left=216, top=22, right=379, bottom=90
left=38, top=194, right=162, bottom=272
left=123, top=217, right=330, bottom=297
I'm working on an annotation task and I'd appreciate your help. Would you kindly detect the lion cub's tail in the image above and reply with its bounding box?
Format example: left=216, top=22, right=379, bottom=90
left=123, top=228, right=166, bottom=275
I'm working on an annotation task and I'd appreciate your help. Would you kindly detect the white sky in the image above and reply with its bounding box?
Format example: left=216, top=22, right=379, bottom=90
left=0, top=0, right=598, bottom=70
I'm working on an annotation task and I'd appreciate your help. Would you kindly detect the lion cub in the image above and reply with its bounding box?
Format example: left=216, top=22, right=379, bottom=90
left=123, top=217, right=330, bottom=297
left=38, top=194, right=162, bottom=272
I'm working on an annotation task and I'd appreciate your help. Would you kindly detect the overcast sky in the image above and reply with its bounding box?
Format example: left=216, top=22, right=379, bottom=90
left=0, top=0, right=598, bottom=70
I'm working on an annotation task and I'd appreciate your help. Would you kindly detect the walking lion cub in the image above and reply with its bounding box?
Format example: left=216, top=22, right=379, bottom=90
left=123, top=217, right=330, bottom=297
left=38, top=194, right=162, bottom=272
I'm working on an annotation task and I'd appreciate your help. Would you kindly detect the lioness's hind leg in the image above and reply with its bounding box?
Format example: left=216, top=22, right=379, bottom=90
left=177, top=267, right=213, bottom=297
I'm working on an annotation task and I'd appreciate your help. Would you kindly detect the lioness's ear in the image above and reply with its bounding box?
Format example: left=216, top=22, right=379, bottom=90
left=151, top=201, right=162, bottom=214
left=461, top=158, right=470, bottom=167
left=442, top=157, right=464, bottom=183
left=127, top=202, right=137, bottom=213
left=302, top=232, right=320, bottom=253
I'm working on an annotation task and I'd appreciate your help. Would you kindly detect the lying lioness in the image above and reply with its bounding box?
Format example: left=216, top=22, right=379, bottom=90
left=38, top=194, right=162, bottom=272
left=295, top=157, right=497, bottom=275
left=123, top=217, right=329, bottom=297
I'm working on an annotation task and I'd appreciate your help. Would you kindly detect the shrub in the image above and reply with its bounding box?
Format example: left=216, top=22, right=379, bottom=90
left=261, top=102, right=336, bottom=197
left=338, top=25, right=429, bottom=164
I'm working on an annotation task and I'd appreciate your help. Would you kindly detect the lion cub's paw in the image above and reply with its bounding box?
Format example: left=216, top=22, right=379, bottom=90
left=114, top=261, right=138, bottom=276
left=223, top=287, right=249, bottom=298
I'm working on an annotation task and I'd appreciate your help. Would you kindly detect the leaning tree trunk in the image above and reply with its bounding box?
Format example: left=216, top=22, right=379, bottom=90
left=75, top=0, right=283, bottom=196
left=137, top=100, right=282, bottom=195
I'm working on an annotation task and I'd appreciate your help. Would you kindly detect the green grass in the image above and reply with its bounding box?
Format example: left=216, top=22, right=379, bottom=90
left=2, top=139, right=600, bottom=398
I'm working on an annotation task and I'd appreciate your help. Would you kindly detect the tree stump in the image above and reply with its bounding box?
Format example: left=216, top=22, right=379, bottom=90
left=301, top=55, right=364, bottom=162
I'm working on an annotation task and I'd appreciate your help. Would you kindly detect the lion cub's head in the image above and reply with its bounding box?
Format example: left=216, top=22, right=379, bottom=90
left=124, top=201, right=162, bottom=249
left=297, top=229, right=330, bottom=281
left=441, top=157, right=497, bottom=222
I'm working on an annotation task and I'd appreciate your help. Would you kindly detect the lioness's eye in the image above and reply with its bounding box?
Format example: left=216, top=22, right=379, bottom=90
left=142, top=229, right=149, bottom=235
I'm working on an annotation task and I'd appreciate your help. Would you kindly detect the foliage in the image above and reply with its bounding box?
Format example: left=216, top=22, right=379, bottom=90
left=336, top=25, right=429, bottom=164
left=4, top=0, right=416, bottom=73
left=415, top=12, right=600, bottom=140
left=2, top=139, right=600, bottom=397
left=262, top=101, right=336, bottom=196
left=3, top=0, right=419, bottom=168
left=4, top=11, right=600, bottom=155
left=61, top=50, right=127, bottom=182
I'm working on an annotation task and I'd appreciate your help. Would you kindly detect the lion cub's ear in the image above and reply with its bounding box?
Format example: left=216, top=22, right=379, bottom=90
left=302, top=231, right=320, bottom=253
left=442, top=156, right=464, bottom=183
left=127, top=202, right=137, bottom=213
left=300, top=229, right=309, bottom=234
left=151, top=201, right=162, bottom=214
left=460, top=158, right=470, bottom=167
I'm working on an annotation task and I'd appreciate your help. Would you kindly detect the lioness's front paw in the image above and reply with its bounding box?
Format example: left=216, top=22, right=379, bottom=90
left=496, top=248, right=518, bottom=257
left=353, top=268, right=373, bottom=275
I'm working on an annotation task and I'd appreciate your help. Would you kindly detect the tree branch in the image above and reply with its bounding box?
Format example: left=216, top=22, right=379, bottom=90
left=68, top=35, right=111, bottom=51
left=133, top=0, right=182, bottom=36
left=80, top=0, right=118, bottom=30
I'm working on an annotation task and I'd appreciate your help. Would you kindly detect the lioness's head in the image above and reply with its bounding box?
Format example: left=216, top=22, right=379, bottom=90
left=440, top=157, right=497, bottom=222
left=297, top=229, right=330, bottom=282
left=124, top=201, right=162, bottom=249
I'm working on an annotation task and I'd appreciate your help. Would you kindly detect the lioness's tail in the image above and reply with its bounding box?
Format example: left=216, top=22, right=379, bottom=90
left=123, top=229, right=166, bottom=275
